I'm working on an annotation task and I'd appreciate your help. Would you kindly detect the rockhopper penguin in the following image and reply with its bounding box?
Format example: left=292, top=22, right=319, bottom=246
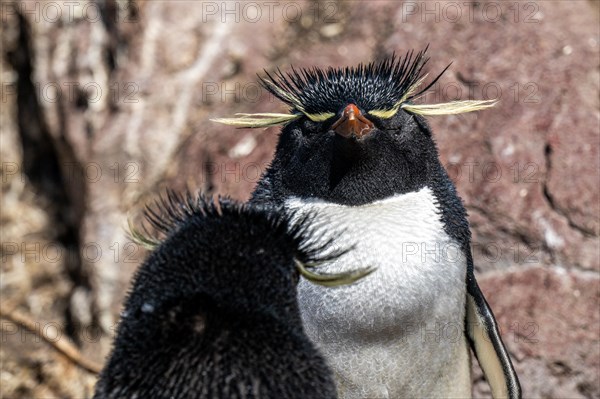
left=213, top=48, right=521, bottom=398
left=93, top=193, right=371, bottom=399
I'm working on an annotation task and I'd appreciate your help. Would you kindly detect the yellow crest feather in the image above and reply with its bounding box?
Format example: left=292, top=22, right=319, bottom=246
left=210, top=113, right=301, bottom=128
left=401, top=99, right=498, bottom=115
left=295, top=259, right=376, bottom=287
left=260, top=78, right=306, bottom=112
left=304, top=112, right=335, bottom=122
left=369, top=74, right=430, bottom=119
left=127, top=217, right=160, bottom=250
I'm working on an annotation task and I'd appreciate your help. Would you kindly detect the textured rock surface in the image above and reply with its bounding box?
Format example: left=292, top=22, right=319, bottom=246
left=475, top=267, right=600, bottom=399
left=1, top=0, right=598, bottom=397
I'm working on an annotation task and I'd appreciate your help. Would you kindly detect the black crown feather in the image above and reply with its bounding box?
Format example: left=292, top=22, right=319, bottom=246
left=260, top=46, right=448, bottom=115
left=211, top=46, right=496, bottom=128
left=132, top=190, right=295, bottom=249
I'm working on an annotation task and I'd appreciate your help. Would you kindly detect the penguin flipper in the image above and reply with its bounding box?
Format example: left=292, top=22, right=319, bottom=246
left=466, top=276, right=521, bottom=399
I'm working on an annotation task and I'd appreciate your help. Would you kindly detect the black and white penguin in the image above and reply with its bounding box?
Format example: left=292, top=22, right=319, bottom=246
left=93, top=193, right=368, bottom=399
left=213, top=48, right=521, bottom=398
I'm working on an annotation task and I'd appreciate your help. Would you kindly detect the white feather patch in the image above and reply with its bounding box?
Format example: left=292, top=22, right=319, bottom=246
left=286, top=187, right=471, bottom=398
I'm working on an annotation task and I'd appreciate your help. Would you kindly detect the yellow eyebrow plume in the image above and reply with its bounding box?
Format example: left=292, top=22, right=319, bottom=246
left=295, top=259, right=377, bottom=287
left=368, top=70, right=497, bottom=119
left=368, top=74, right=430, bottom=119
left=368, top=108, right=401, bottom=119
left=210, top=113, right=301, bottom=128
left=401, top=99, right=498, bottom=115
left=304, top=112, right=335, bottom=122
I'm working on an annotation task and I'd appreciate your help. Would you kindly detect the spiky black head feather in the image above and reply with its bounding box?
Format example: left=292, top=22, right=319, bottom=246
left=134, top=190, right=346, bottom=266
left=260, top=46, right=448, bottom=116
left=212, top=46, right=493, bottom=128
left=127, top=192, right=333, bottom=326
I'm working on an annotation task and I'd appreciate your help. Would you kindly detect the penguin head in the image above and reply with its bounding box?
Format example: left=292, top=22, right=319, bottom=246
left=128, top=192, right=373, bottom=318
left=97, top=195, right=362, bottom=398
left=266, top=85, right=436, bottom=205
left=212, top=47, right=496, bottom=205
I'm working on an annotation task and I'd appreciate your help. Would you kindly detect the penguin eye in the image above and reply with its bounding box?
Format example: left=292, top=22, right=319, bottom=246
left=299, top=117, right=324, bottom=135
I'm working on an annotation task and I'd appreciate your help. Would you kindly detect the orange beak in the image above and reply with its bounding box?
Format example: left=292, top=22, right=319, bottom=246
left=331, top=104, right=374, bottom=139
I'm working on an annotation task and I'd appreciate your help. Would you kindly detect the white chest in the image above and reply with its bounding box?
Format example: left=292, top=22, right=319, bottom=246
left=286, top=187, right=471, bottom=398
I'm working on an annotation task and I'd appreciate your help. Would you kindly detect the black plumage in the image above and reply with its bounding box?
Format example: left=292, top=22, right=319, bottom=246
left=93, top=194, right=338, bottom=399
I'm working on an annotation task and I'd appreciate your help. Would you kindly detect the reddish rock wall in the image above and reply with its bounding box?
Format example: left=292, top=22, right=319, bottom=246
left=1, top=1, right=598, bottom=397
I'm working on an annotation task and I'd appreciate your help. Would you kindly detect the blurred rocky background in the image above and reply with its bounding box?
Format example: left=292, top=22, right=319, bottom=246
left=1, top=0, right=598, bottom=397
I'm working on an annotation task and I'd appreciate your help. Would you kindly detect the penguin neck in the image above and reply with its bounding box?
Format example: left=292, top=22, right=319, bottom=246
left=252, top=155, right=470, bottom=250
left=263, top=151, right=446, bottom=207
